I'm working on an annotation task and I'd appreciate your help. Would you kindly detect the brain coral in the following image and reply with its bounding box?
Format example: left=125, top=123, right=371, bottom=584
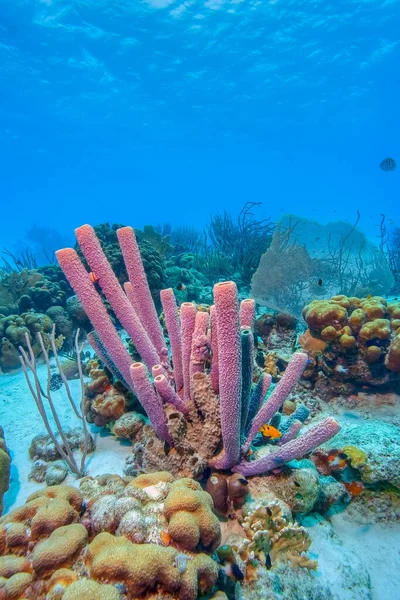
left=163, top=478, right=221, bottom=552
left=86, top=532, right=218, bottom=600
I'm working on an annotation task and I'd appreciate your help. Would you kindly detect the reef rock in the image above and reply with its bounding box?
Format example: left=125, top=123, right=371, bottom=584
left=320, top=420, right=400, bottom=489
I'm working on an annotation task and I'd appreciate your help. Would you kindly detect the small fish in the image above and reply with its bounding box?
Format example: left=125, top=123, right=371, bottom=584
left=265, top=554, right=272, bottom=570
left=328, top=453, right=347, bottom=468
left=334, top=364, right=349, bottom=375
left=379, top=157, right=396, bottom=172
left=176, top=282, right=186, bottom=291
left=318, top=278, right=323, bottom=287
left=315, top=237, right=320, bottom=241
left=89, top=271, right=99, bottom=283
left=160, top=530, right=171, bottom=545
left=104, top=382, right=113, bottom=392
left=259, top=424, right=282, bottom=439
left=230, top=563, right=245, bottom=581
left=344, top=480, right=364, bottom=497
left=367, top=293, right=372, bottom=299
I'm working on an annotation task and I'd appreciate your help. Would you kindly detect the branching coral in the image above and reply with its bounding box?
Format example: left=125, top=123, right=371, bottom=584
left=56, top=224, right=340, bottom=476
left=241, top=501, right=317, bottom=570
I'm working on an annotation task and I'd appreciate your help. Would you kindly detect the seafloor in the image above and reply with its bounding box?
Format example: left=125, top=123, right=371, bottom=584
left=1, top=360, right=399, bottom=600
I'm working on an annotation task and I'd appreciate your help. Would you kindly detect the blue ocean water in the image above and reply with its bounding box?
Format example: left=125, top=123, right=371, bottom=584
left=0, top=0, right=399, bottom=249
left=2, top=4, right=400, bottom=598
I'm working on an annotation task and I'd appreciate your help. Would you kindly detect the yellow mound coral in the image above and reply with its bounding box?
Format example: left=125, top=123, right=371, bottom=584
left=86, top=532, right=218, bottom=600
left=358, top=319, right=391, bottom=342
left=302, top=301, right=347, bottom=330
left=0, top=571, right=33, bottom=599
left=130, top=471, right=174, bottom=489
left=163, top=479, right=221, bottom=552
left=62, top=578, right=122, bottom=600
left=0, top=485, right=83, bottom=555
left=31, top=523, right=88, bottom=577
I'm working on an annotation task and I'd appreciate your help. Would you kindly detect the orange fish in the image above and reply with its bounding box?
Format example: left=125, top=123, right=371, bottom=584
left=344, top=481, right=364, bottom=497
left=259, top=425, right=282, bottom=439
left=160, top=530, right=171, bottom=545
left=327, top=453, right=347, bottom=468
left=89, top=271, right=99, bottom=283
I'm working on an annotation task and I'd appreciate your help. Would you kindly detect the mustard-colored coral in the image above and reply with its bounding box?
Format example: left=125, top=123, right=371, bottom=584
left=343, top=445, right=368, bottom=469
left=31, top=523, right=88, bottom=576
left=0, top=485, right=83, bottom=556
left=348, top=308, right=367, bottom=332
left=339, top=333, right=356, bottom=349
left=358, top=319, right=391, bottom=342
left=163, top=479, right=221, bottom=552
left=130, top=471, right=174, bottom=489
left=366, top=345, right=382, bottom=364
left=62, top=578, right=122, bottom=600
left=93, top=391, right=126, bottom=420
left=359, top=298, right=386, bottom=320
left=320, top=326, right=338, bottom=342
left=303, top=301, right=347, bottom=330
left=0, top=571, right=33, bottom=599
left=85, top=532, right=218, bottom=600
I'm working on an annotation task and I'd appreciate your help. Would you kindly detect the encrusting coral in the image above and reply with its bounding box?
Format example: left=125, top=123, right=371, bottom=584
left=300, top=295, right=400, bottom=393
left=55, top=224, right=340, bottom=477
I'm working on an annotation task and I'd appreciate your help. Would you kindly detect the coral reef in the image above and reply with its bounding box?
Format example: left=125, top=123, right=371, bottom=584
left=0, top=475, right=220, bottom=600
left=0, top=428, right=10, bottom=515
left=318, top=420, right=400, bottom=489
left=56, top=224, right=340, bottom=478
left=0, top=312, right=57, bottom=371
left=300, top=295, right=400, bottom=394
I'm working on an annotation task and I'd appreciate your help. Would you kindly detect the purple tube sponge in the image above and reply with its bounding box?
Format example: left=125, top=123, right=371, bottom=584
left=233, top=417, right=340, bottom=476
left=242, top=352, right=308, bottom=453
left=74, top=225, right=160, bottom=371
left=117, top=226, right=168, bottom=363
left=130, top=362, right=171, bottom=443
left=160, top=288, right=184, bottom=393
left=209, top=281, right=242, bottom=470
left=56, top=248, right=134, bottom=388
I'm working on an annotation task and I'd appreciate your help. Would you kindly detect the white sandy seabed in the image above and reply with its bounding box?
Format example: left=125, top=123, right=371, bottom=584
left=0, top=363, right=400, bottom=600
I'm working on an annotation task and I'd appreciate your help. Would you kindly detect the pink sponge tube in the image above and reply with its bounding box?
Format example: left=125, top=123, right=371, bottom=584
left=153, top=372, right=189, bottom=415
left=240, top=299, right=255, bottom=329
left=209, top=305, right=219, bottom=394
left=233, top=417, right=340, bottom=475
left=130, top=362, right=171, bottom=442
left=242, top=352, right=308, bottom=453
left=74, top=225, right=160, bottom=371
left=180, top=302, right=197, bottom=402
left=209, top=281, right=242, bottom=470
left=56, top=248, right=134, bottom=388
left=117, top=227, right=167, bottom=362
left=160, top=288, right=184, bottom=393
left=190, top=310, right=210, bottom=376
